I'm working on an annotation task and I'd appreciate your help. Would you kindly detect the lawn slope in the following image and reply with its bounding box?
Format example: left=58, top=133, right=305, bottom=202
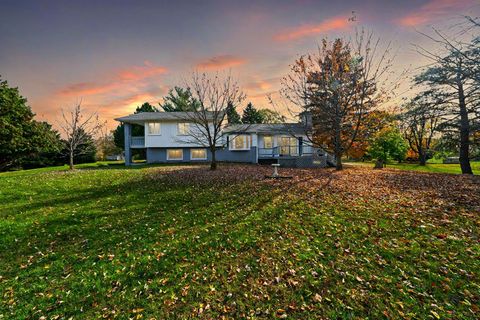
left=346, top=161, right=480, bottom=175
left=0, top=164, right=479, bottom=319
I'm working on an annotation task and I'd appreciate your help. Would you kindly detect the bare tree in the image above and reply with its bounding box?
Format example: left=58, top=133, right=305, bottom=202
left=179, top=72, right=245, bottom=170
left=59, top=103, right=104, bottom=169
left=281, top=30, right=398, bottom=170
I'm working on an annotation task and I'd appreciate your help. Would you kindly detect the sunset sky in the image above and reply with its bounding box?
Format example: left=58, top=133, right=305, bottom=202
left=1, top=0, right=479, bottom=130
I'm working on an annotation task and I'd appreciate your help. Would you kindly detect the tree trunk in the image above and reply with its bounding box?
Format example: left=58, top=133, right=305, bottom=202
left=69, top=150, right=74, bottom=170
left=334, top=120, right=343, bottom=170
left=210, top=148, right=217, bottom=170
left=457, top=80, right=473, bottom=174
left=419, top=152, right=427, bottom=166
left=335, top=151, right=343, bottom=170
left=374, top=159, right=384, bottom=169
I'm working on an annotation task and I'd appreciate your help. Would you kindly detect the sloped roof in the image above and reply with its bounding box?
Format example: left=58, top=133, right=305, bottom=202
left=115, top=111, right=219, bottom=123
left=223, top=123, right=307, bottom=135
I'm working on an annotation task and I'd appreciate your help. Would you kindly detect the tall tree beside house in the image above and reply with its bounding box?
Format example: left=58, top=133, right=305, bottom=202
left=225, top=101, right=241, bottom=124
left=0, top=78, right=61, bottom=171
left=400, top=91, right=442, bottom=165
left=113, top=102, right=158, bottom=149
left=241, top=102, right=264, bottom=124
left=58, top=104, right=104, bottom=170
left=160, top=86, right=200, bottom=112
left=258, top=109, right=286, bottom=123
left=181, top=72, right=245, bottom=170
left=282, top=32, right=395, bottom=170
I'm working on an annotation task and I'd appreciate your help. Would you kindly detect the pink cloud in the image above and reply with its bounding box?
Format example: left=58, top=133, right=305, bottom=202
left=274, top=16, right=351, bottom=41
left=59, top=82, right=117, bottom=96
left=58, top=61, right=168, bottom=97
left=397, top=0, right=474, bottom=27
left=116, top=61, right=168, bottom=81
left=244, top=77, right=281, bottom=92
left=196, top=55, right=247, bottom=70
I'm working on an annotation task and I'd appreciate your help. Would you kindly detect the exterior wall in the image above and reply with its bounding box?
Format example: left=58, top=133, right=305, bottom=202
left=217, top=147, right=257, bottom=163
left=145, top=121, right=221, bottom=148
left=146, top=147, right=257, bottom=164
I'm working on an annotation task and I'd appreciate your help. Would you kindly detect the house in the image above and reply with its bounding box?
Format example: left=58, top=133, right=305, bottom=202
left=114, top=111, right=333, bottom=167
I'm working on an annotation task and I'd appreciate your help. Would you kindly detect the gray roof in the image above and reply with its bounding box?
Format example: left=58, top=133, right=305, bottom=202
left=223, top=123, right=307, bottom=135
left=115, top=112, right=219, bottom=124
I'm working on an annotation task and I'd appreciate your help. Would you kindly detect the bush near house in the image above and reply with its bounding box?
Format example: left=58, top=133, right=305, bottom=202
left=0, top=164, right=478, bottom=319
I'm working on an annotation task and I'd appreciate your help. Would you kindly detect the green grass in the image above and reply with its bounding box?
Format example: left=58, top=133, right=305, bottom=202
left=346, top=160, right=480, bottom=174
left=1, top=164, right=479, bottom=319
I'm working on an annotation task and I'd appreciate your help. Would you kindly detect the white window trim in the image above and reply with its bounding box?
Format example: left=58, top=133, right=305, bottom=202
left=190, top=148, right=207, bottom=160
left=147, top=122, right=162, bottom=136
left=229, top=135, right=251, bottom=151
left=166, top=149, right=183, bottom=160
left=177, top=122, right=189, bottom=136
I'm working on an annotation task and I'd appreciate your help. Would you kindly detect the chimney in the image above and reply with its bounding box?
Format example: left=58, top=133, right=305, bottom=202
left=300, top=111, right=312, bottom=127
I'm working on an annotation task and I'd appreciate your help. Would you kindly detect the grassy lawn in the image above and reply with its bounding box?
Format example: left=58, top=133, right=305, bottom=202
left=1, top=164, right=479, bottom=319
left=346, top=161, right=480, bottom=175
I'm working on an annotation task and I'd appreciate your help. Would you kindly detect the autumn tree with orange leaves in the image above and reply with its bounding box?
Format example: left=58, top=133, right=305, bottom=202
left=282, top=31, right=396, bottom=170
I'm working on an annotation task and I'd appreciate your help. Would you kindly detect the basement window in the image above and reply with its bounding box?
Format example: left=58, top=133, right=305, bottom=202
left=167, top=149, right=183, bottom=160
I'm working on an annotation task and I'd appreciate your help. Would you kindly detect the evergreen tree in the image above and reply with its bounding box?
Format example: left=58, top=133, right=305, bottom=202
left=160, top=87, right=200, bottom=112
left=225, top=101, right=241, bottom=124
left=258, top=109, right=285, bottom=123
left=241, top=102, right=264, bottom=124
left=0, top=78, right=61, bottom=171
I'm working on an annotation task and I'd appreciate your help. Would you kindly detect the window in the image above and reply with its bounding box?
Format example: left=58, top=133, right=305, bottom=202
left=263, top=136, right=273, bottom=149
left=191, top=149, right=207, bottom=160
left=177, top=123, right=189, bottom=135
left=147, top=122, right=161, bottom=135
left=230, top=135, right=251, bottom=150
left=279, top=137, right=298, bottom=156
left=167, top=149, right=183, bottom=160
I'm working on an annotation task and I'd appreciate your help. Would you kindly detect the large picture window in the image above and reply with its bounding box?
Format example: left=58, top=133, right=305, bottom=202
left=167, top=149, right=183, bottom=160
left=279, top=136, right=298, bottom=156
left=147, top=122, right=161, bottom=135
left=230, top=135, right=251, bottom=150
left=190, top=149, right=207, bottom=160
left=177, top=123, right=189, bottom=135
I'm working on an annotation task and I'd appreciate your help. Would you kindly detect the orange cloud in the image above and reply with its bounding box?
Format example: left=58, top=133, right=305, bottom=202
left=196, top=55, right=247, bottom=70
left=117, top=62, right=168, bottom=81
left=245, top=77, right=281, bottom=92
left=274, top=16, right=350, bottom=41
left=58, top=61, right=168, bottom=97
left=397, top=0, right=474, bottom=27
left=59, top=82, right=116, bottom=96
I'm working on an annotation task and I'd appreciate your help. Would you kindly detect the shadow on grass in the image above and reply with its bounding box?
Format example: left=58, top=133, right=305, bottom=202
left=1, top=166, right=287, bottom=266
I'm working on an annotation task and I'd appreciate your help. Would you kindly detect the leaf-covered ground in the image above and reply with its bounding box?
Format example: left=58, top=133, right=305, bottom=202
left=0, top=164, right=479, bottom=319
